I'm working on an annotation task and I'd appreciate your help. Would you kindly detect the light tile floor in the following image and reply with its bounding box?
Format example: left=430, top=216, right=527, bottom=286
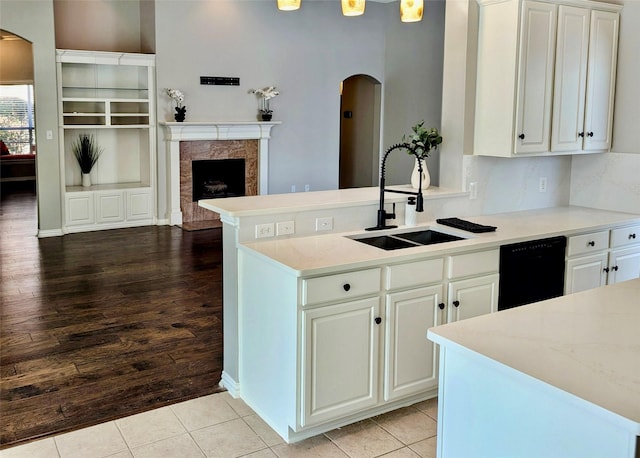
left=0, top=392, right=438, bottom=458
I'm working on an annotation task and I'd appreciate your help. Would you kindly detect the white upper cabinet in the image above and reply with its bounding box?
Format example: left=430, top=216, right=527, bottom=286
left=515, top=1, right=557, bottom=154
left=474, top=0, right=621, bottom=158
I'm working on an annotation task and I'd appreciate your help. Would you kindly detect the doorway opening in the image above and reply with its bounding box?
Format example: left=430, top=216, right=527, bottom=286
left=0, top=30, right=37, bottom=205
left=339, top=74, right=381, bottom=189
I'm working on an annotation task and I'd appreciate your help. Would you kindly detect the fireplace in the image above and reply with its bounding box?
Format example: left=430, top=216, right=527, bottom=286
left=192, top=159, right=246, bottom=201
left=161, top=122, right=279, bottom=227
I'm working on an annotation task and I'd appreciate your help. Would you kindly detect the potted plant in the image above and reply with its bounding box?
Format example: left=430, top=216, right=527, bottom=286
left=248, top=86, right=280, bottom=121
left=164, top=88, right=186, bottom=122
left=72, top=134, right=103, bottom=187
left=402, top=121, right=443, bottom=190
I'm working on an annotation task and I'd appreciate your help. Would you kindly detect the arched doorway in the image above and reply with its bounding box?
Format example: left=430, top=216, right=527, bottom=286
left=339, top=74, right=381, bottom=189
left=0, top=30, right=36, bottom=199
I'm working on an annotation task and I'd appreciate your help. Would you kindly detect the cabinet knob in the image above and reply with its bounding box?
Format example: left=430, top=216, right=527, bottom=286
left=343, top=283, right=351, bottom=292
left=578, top=132, right=585, bottom=138
left=588, top=241, right=595, bottom=247
left=629, top=233, right=637, bottom=240
left=374, top=317, right=382, bottom=325
left=518, top=133, right=525, bottom=140
left=453, top=300, right=460, bottom=307
left=587, top=132, right=594, bottom=137
left=604, top=267, right=610, bottom=273
left=612, top=265, right=619, bottom=272
left=438, top=303, right=445, bottom=310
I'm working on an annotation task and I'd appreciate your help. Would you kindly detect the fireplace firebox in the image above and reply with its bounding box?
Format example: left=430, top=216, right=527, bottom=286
left=192, top=159, right=245, bottom=201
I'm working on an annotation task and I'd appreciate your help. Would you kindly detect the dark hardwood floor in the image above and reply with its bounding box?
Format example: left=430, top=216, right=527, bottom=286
left=0, top=183, right=224, bottom=449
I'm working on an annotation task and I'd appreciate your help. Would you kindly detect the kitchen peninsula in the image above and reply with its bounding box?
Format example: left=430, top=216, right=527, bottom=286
left=427, top=278, right=640, bottom=458
left=199, top=189, right=640, bottom=443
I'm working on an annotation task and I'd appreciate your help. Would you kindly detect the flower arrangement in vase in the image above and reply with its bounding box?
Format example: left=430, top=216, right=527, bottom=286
left=248, top=86, right=280, bottom=121
left=402, top=121, right=443, bottom=190
left=72, top=134, right=103, bottom=187
left=164, top=88, right=186, bottom=122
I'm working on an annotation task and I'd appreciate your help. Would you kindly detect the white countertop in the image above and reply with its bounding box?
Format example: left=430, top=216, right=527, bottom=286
left=240, top=206, right=640, bottom=276
left=428, top=278, right=640, bottom=432
left=199, top=186, right=468, bottom=218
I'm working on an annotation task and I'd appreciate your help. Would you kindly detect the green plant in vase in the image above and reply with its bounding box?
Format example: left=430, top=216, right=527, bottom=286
left=72, top=134, right=103, bottom=187
left=402, top=121, right=443, bottom=190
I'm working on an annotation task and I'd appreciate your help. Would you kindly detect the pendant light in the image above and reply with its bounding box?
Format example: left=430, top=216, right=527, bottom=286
left=400, top=0, right=423, bottom=22
left=277, top=0, right=301, bottom=11
left=341, top=0, right=366, bottom=16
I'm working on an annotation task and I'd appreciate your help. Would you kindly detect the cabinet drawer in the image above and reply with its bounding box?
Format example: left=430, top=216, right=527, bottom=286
left=447, top=249, right=499, bottom=279
left=610, top=225, right=640, bottom=248
left=302, top=268, right=381, bottom=306
left=385, top=258, right=444, bottom=291
left=567, top=231, right=609, bottom=257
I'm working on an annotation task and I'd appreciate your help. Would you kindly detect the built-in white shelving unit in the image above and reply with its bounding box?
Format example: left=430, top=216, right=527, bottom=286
left=56, top=49, right=156, bottom=233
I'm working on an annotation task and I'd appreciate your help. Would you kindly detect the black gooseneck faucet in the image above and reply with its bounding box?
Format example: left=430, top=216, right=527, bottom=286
left=366, top=143, right=425, bottom=231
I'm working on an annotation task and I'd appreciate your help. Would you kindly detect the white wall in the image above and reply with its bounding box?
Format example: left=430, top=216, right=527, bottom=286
left=570, top=0, right=640, bottom=214
left=0, top=0, right=62, bottom=234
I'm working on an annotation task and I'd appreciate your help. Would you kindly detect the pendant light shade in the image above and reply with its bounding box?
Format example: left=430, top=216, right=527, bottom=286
left=400, top=0, right=423, bottom=22
left=341, top=0, right=366, bottom=16
left=277, top=0, right=301, bottom=11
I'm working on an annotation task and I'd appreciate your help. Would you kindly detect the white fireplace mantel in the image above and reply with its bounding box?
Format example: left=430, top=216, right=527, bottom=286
left=160, top=121, right=280, bottom=226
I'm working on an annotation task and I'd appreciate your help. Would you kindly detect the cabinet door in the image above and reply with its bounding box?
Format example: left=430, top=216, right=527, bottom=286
left=384, top=285, right=444, bottom=401
left=583, top=10, right=619, bottom=152
left=515, top=1, right=557, bottom=154
left=565, top=252, right=608, bottom=294
left=447, top=274, right=499, bottom=323
left=66, top=193, right=94, bottom=226
left=126, top=189, right=153, bottom=221
left=551, top=6, right=590, bottom=152
left=608, top=247, right=640, bottom=285
left=96, top=192, right=125, bottom=223
left=301, top=297, right=380, bottom=427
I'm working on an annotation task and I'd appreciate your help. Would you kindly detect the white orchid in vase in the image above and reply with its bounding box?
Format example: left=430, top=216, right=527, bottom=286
left=248, top=86, right=280, bottom=115
left=164, top=88, right=186, bottom=122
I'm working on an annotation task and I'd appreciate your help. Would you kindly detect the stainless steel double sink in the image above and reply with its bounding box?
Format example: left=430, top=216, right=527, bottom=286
left=348, top=228, right=469, bottom=250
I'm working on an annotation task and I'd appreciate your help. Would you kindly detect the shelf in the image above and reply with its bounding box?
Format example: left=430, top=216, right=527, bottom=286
left=62, top=124, right=151, bottom=129
left=66, top=182, right=151, bottom=193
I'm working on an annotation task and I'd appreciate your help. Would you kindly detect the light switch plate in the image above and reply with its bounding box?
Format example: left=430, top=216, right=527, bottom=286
left=276, top=221, right=295, bottom=236
left=315, top=217, right=333, bottom=231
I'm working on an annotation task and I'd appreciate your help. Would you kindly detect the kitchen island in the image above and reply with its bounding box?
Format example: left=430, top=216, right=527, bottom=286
left=427, top=278, right=640, bottom=458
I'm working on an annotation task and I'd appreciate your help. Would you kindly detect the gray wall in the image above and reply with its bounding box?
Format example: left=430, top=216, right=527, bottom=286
left=1, top=0, right=62, bottom=235
left=154, top=0, right=446, bottom=220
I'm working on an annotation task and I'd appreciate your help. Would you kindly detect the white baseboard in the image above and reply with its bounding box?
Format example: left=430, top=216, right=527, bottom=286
left=219, top=371, right=240, bottom=398
left=37, top=228, right=64, bottom=238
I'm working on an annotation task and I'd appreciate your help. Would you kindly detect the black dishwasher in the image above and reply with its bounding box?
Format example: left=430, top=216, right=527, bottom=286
left=498, top=236, right=567, bottom=311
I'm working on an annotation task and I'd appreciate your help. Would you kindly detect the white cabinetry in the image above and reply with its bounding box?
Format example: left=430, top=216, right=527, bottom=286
left=446, top=249, right=500, bottom=322
left=565, top=225, right=640, bottom=294
left=56, top=49, right=156, bottom=233
left=474, top=0, right=620, bottom=157
left=383, top=258, right=445, bottom=401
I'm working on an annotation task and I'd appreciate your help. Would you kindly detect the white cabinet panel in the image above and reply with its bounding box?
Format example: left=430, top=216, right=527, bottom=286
left=301, top=297, right=380, bottom=427
left=66, top=193, right=94, bottom=226
left=565, top=252, right=608, bottom=294
left=609, top=247, right=640, bottom=285
left=384, top=285, right=444, bottom=401
left=515, top=1, right=557, bottom=154
left=96, top=192, right=125, bottom=223
left=301, top=268, right=380, bottom=306
left=551, top=6, right=590, bottom=152
left=583, top=10, right=619, bottom=152
left=385, top=258, right=443, bottom=291
left=447, top=274, right=499, bottom=323
left=126, top=189, right=152, bottom=220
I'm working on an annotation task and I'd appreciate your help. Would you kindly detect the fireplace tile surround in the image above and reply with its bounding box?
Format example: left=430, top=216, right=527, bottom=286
left=161, top=122, right=280, bottom=227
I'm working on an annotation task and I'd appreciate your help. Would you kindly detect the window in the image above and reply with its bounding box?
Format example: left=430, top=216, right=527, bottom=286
left=0, top=84, right=35, bottom=154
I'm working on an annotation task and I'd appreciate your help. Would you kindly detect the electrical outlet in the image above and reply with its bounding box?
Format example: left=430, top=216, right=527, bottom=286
left=255, top=223, right=275, bottom=238
left=315, top=217, right=333, bottom=231
left=469, top=182, right=478, bottom=200
left=305, top=184, right=310, bottom=192
left=276, top=221, right=295, bottom=236
left=539, top=177, right=548, bottom=193
left=291, top=185, right=296, bottom=192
